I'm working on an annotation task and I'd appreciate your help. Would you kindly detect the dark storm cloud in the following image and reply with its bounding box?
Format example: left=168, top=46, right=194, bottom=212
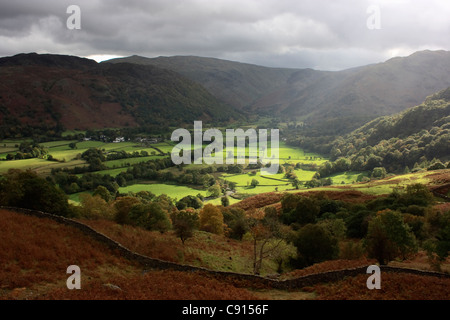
left=0, top=0, right=449, bottom=70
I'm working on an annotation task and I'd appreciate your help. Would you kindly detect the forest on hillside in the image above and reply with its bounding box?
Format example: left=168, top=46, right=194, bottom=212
left=287, top=88, right=450, bottom=174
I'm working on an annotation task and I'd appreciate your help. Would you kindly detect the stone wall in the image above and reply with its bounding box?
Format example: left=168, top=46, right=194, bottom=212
left=2, top=206, right=449, bottom=290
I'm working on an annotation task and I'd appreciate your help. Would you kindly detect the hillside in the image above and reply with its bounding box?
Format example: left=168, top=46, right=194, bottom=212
left=2, top=50, right=450, bottom=139
left=2, top=186, right=450, bottom=301
left=0, top=53, right=241, bottom=138
left=327, top=87, right=450, bottom=172
left=108, top=50, right=450, bottom=134
left=0, top=209, right=258, bottom=300
left=279, top=50, right=450, bottom=130
left=105, top=55, right=298, bottom=110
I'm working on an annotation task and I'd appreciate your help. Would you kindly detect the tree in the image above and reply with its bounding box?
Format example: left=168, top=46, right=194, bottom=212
left=345, top=210, right=374, bottom=238
left=69, top=142, right=77, bottom=149
left=199, top=203, right=224, bottom=235
left=171, top=209, right=199, bottom=244
left=423, top=210, right=450, bottom=271
left=221, top=195, right=230, bottom=207
left=281, top=195, right=320, bottom=226
left=365, top=210, right=417, bottom=265
left=79, top=193, right=114, bottom=220
left=403, top=183, right=434, bottom=207
left=247, top=207, right=286, bottom=275
left=318, top=219, right=347, bottom=240
left=176, top=195, right=203, bottom=210
left=92, top=185, right=112, bottom=202
left=250, top=178, right=260, bottom=188
left=371, top=167, right=387, bottom=179
left=113, top=196, right=141, bottom=225
left=0, top=169, right=72, bottom=217
left=222, top=207, right=248, bottom=240
left=207, top=184, right=221, bottom=198
left=434, top=211, right=450, bottom=262
left=293, top=224, right=339, bottom=267
left=292, top=178, right=301, bottom=189
left=128, top=202, right=172, bottom=233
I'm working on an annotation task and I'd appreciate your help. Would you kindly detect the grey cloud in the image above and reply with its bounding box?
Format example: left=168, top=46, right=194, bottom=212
left=0, top=0, right=449, bottom=70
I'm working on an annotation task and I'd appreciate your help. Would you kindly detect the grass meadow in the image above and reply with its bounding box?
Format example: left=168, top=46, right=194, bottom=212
left=3, top=138, right=438, bottom=206
left=118, top=183, right=208, bottom=200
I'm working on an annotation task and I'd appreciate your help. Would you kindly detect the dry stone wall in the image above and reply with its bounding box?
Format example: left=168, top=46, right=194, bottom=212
left=2, top=206, right=449, bottom=290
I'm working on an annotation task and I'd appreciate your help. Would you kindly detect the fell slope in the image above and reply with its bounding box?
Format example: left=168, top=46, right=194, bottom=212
left=0, top=53, right=241, bottom=138
left=105, top=55, right=298, bottom=110
left=108, top=50, right=450, bottom=134
left=0, top=209, right=257, bottom=300
left=329, top=87, right=450, bottom=170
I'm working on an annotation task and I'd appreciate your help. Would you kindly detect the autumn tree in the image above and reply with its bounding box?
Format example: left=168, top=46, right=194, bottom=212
left=171, top=209, right=199, bottom=244
left=79, top=193, right=114, bottom=220
left=113, top=196, right=141, bottom=225
left=199, top=203, right=224, bottom=235
left=248, top=206, right=286, bottom=275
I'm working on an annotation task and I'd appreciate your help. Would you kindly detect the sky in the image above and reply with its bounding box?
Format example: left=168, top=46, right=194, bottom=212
left=0, top=0, right=449, bottom=71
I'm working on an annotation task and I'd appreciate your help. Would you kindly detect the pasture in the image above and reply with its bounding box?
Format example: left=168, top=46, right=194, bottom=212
left=1, top=138, right=341, bottom=203
left=118, top=183, right=208, bottom=200
left=0, top=139, right=169, bottom=175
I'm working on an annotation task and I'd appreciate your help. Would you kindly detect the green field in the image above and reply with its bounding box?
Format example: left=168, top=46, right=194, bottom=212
left=0, top=157, right=87, bottom=175
left=0, top=139, right=171, bottom=175
left=0, top=138, right=362, bottom=202
left=329, top=171, right=368, bottom=185
left=104, top=155, right=165, bottom=169
left=119, top=183, right=207, bottom=200
left=220, top=168, right=316, bottom=195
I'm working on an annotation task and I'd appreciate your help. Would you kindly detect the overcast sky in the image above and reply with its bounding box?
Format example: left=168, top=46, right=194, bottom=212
left=0, top=0, right=449, bottom=70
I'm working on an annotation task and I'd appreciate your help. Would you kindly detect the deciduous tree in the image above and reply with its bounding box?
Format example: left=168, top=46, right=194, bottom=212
left=199, top=204, right=224, bottom=235
left=365, top=210, right=417, bottom=264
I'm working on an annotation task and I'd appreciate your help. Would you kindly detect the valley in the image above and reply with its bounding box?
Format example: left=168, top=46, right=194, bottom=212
left=0, top=51, right=449, bottom=301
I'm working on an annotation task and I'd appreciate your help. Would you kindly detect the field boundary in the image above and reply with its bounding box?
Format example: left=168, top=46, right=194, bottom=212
left=2, top=206, right=450, bottom=290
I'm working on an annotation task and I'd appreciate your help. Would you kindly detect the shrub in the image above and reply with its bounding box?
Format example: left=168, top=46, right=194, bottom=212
left=339, top=240, right=365, bottom=260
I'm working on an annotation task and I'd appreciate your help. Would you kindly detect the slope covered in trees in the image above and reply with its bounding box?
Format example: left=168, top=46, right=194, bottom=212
left=330, top=88, right=450, bottom=172
left=290, top=87, right=450, bottom=174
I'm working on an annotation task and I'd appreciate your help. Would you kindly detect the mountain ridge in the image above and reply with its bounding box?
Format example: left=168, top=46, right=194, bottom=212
left=107, top=50, right=450, bottom=134
left=0, top=53, right=242, bottom=138
left=1, top=50, right=450, bottom=139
